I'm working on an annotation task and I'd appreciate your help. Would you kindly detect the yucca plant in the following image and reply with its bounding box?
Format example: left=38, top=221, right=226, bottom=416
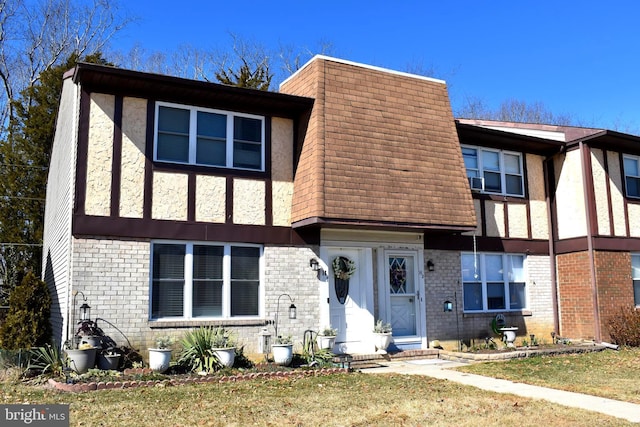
left=178, top=327, right=235, bottom=373
left=27, top=343, right=64, bottom=377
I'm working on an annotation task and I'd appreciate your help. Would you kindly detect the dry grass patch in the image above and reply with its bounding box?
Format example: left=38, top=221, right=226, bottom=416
left=457, top=346, right=640, bottom=404
left=0, top=372, right=635, bottom=426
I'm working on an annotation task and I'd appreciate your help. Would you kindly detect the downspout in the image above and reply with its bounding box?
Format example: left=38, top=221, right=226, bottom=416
left=543, top=155, right=560, bottom=335
left=579, top=141, right=602, bottom=342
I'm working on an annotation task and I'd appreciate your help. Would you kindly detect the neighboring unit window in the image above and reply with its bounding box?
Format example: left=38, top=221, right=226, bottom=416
left=632, top=254, right=640, bottom=306
left=461, top=253, right=526, bottom=311
left=151, top=242, right=261, bottom=319
left=155, top=102, right=264, bottom=171
left=462, top=146, right=524, bottom=196
left=623, top=155, right=640, bottom=198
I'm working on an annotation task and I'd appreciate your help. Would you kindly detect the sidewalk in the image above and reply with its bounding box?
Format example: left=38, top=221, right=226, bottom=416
left=359, top=358, right=640, bottom=423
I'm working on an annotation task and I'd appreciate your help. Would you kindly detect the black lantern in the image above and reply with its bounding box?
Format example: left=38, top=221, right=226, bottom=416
left=427, top=259, right=435, bottom=272
left=79, top=303, right=91, bottom=321
left=309, top=258, right=320, bottom=271
left=289, top=303, right=297, bottom=319
left=275, top=293, right=297, bottom=339
left=443, top=300, right=453, bottom=312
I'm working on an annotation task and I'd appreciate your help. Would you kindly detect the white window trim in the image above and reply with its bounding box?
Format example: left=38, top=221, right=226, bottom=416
left=154, top=101, right=266, bottom=171
left=462, top=145, right=525, bottom=197
left=461, top=252, right=528, bottom=312
left=631, top=253, right=640, bottom=307
left=149, top=240, right=264, bottom=321
left=623, top=154, right=640, bottom=199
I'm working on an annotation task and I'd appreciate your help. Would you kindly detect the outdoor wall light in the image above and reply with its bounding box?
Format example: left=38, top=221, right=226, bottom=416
left=79, top=303, right=91, bottom=321
left=309, top=258, right=321, bottom=271
left=443, top=291, right=462, bottom=351
left=427, top=259, right=435, bottom=272
left=275, top=293, right=297, bottom=339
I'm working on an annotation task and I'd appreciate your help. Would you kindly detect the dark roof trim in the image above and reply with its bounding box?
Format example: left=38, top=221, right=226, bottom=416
left=456, top=121, right=565, bottom=155
left=71, top=62, right=314, bottom=119
left=292, top=216, right=476, bottom=234
left=566, top=130, right=640, bottom=155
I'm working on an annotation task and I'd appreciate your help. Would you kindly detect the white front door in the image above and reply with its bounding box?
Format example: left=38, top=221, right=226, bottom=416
left=326, top=247, right=374, bottom=354
left=379, top=250, right=425, bottom=348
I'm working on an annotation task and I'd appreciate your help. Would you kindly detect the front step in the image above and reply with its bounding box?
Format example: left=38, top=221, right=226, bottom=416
left=333, top=349, right=440, bottom=369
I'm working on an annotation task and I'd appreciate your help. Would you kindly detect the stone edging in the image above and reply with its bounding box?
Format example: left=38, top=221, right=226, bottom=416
left=439, top=344, right=607, bottom=362
left=48, top=367, right=349, bottom=393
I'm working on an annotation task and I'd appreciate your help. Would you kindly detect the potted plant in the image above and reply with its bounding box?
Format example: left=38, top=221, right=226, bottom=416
left=317, top=326, right=337, bottom=350
left=372, top=319, right=393, bottom=353
left=76, top=319, right=105, bottom=349
left=271, top=335, right=294, bottom=366
left=65, top=342, right=97, bottom=374
left=148, top=335, right=174, bottom=373
left=97, top=347, right=121, bottom=370
left=210, top=327, right=237, bottom=368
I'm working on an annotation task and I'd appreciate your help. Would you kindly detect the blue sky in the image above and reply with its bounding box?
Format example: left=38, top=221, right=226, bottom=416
left=115, top=1, right=640, bottom=132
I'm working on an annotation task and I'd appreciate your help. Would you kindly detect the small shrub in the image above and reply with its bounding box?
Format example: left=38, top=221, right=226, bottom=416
left=607, top=306, right=640, bottom=346
left=373, top=320, right=392, bottom=334
left=0, top=271, right=52, bottom=349
left=154, top=335, right=175, bottom=349
left=178, top=327, right=235, bottom=373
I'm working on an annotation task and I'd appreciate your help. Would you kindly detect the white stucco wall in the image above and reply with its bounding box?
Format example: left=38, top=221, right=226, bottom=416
left=195, top=175, right=226, bottom=223
left=120, top=97, right=147, bottom=218
left=233, top=179, right=265, bottom=225
left=608, top=151, right=627, bottom=236
left=592, top=149, right=611, bottom=236
left=555, top=151, right=587, bottom=239
left=152, top=171, right=188, bottom=220
left=85, top=93, right=114, bottom=216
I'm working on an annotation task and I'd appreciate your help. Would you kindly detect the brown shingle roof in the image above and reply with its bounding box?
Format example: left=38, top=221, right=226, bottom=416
left=281, top=56, right=476, bottom=232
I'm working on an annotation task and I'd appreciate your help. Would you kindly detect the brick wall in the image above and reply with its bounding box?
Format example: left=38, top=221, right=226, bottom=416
left=594, top=251, right=633, bottom=341
left=424, top=250, right=554, bottom=350
left=556, top=251, right=596, bottom=339
left=71, top=237, right=320, bottom=355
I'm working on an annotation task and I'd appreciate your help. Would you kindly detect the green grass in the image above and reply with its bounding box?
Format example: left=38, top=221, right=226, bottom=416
left=457, top=346, right=640, bottom=404
left=0, top=371, right=636, bottom=426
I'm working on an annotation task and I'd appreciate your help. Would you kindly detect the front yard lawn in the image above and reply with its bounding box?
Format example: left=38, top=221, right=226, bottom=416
left=0, top=371, right=636, bottom=426
left=456, top=346, right=640, bottom=404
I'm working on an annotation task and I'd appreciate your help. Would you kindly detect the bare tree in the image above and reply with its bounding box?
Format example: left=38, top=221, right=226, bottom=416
left=0, top=0, right=130, bottom=133
left=456, top=96, right=574, bottom=126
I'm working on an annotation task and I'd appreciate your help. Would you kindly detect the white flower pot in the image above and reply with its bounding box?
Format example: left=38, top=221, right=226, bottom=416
left=373, top=332, right=393, bottom=353
left=271, top=344, right=293, bottom=366
left=213, top=347, right=236, bottom=368
left=148, top=348, right=172, bottom=373
left=317, top=335, right=336, bottom=350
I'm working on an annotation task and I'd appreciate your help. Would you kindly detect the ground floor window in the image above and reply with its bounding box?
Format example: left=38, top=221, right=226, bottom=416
left=632, top=254, right=640, bottom=306
left=461, top=252, right=526, bottom=312
left=151, top=242, right=261, bottom=319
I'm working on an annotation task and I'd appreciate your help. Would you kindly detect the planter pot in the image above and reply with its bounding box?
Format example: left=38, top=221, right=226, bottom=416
left=271, top=343, right=293, bottom=366
left=97, top=353, right=121, bottom=370
left=373, top=332, right=393, bottom=353
left=213, top=347, right=236, bottom=368
left=79, top=335, right=103, bottom=349
left=148, top=348, right=172, bottom=373
left=65, top=348, right=97, bottom=374
left=317, top=335, right=336, bottom=351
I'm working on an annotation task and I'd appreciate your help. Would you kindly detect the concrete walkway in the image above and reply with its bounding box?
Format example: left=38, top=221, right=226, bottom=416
left=359, top=359, right=640, bottom=423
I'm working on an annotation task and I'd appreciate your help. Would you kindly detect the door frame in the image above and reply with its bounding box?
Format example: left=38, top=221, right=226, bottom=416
left=377, top=247, right=427, bottom=349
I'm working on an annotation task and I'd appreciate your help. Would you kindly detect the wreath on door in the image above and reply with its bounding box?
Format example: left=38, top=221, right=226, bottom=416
left=332, top=256, right=356, bottom=305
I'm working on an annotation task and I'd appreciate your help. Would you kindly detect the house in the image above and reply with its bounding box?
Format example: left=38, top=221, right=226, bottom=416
left=42, top=55, right=640, bottom=356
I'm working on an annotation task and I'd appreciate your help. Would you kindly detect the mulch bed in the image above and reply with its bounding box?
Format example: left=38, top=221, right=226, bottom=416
left=47, top=366, right=349, bottom=393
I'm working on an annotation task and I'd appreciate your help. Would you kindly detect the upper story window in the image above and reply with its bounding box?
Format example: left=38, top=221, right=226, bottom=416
left=461, top=253, right=526, bottom=312
left=462, top=146, right=524, bottom=197
left=151, top=241, right=262, bottom=320
left=623, top=155, right=640, bottom=198
left=632, top=254, right=640, bottom=306
left=155, top=102, right=265, bottom=171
